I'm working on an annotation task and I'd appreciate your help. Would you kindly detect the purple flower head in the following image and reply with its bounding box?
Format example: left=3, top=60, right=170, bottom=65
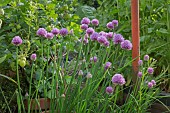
left=37, top=28, right=47, bottom=37
left=147, top=67, right=154, bottom=74
left=104, top=41, right=110, bottom=47
left=81, top=24, right=88, bottom=30
left=90, top=56, right=97, bottom=63
left=12, top=36, right=22, bottom=46
left=107, top=22, right=114, bottom=29
left=137, top=72, right=142, bottom=78
left=59, top=28, right=68, bottom=36
left=144, top=55, right=149, bottom=61
left=97, top=35, right=107, bottom=44
left=138, top=60, right=143, bottom=66
left=148, top=82, right=153, bottom=88
left=46, top=33, right=54, bottom=39
left=86, top=27, right=94, bottom=35
left=81, top=17, right=90, bottom=25
left=106, top=32, right=113, bottom=39
left=84, top=33, right=89, bottom=39
left=80, top=38, right=88, bottom=44
left=51, top=28, right=59, bottom=35
left=112, top=74, right=126, bottom=85
left=30, top=53, right=37, bottom=61
left=91, top=19, right=99, bottom=26
left=90, top=32, right=99, bottom=41
left=104, top=62, right=112, bottom=70
left=113, top=34, right=124, bottom=44
left=151, top=80, right=156, bottom=86
left=112, top=20, right=118, bottom=26
left=121, top=40, right=133, bottom=50
left=106, top=86, right=113, bottom=94
left=69, top=29, right=74, bottom=35
left=99, top=31, right=107, bottom=37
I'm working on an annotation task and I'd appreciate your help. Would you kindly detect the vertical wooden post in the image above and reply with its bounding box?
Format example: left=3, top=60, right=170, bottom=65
left=131, top=0, right=140, bottom=81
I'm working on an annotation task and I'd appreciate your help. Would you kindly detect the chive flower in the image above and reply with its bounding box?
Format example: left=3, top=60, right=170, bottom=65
left=30, top=53, right=37, bottom=61
left=46, top=33, right=54, bottom=39
left=97, top=35, right=107, bottom=44
left=90, top=32, right=99, bottom=41
left=81, top=24, right=88, bottom=30
left=59, top=28, right=68, bottom=36
left=144, top=55, right=149, bottom=61
left=137, top=72, right=142, bottom=77
left=106, top=86, right=113, bottom=94
left=121, top=40, right=132, bottom=50
left=86, top=27, right=94, bottom=35
left=113, top=34, right=124, bottom=44
left=104, top=41, right=110, bottom=47
left=104, top=62, right=112, bottom=70
left=12, top=36, right=22, bottom=46
left=81, top=17, right=90, bottom=25
left=138, top=60, right=143, bottom=66
left=112, top=20, right=118, bottom=26
left=36, top=28, right=47, bottom=37
left=148, top=82, right=153, bottom=88
left=90, top=56, right=97, bottom=63
left=107, top=22, right=114, bottom=29
left=99, top=31, right=107, bottom=37
left=91, top=19, right=99, bottom=26
left=151, top=80, right=156, bottom=86
left=106, top=32, right=113, bottom=39
left=147, top=67, right=154, bottom=74
left=112, top=74, right=126, bottom=85
left=51, top=28, right=59, bottom=35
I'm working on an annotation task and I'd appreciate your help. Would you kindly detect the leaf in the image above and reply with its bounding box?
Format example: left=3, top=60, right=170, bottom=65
left=0, top=0, right=11, bottom=6
left=47, top=90, right=56, bottom=99
left=0, top=74, right=17, bottom=85
left=148, top=28, right=154, bottom=33
left=0, top=55, right=6, bottom=64
left=158, top=28, right=169, bottom=34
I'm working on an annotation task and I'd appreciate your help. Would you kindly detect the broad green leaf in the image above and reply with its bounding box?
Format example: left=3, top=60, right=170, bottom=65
left=0, top=55, right=6, bottom=64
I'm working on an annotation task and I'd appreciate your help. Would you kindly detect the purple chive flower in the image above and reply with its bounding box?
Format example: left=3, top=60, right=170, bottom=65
left=59, top=28, right=68, bottom=36
left=46, top=33, right=54, bottom=39
left=137, top=72, right=142, bottom=77
left=148, top=82, right=153, bottom=88
left=147, top=67, right=154, bottom=74
left=107, top=22, right=114, bottom=29
left=106, top=86, right=113, bottom=94
left=112, top=20, right=118, bottom=26
left=81, top=17, right=90, bottom=25
left=80, top=38, right=88, bottom=44
left=84, top=33, right=89, bottom=39
left=12, top=36, right=23, bottom=46
left=144, top=55, right=149, bottom=61
left=99, top=31, right=107, bottom=37
left=97, top=35, right=107, bottom=44
left=30, top=53, right=37, bottom=61
left=104, top=62, right=112, bottom=70
left=104, top=41, right=110, bottom=47
left=106, top=32, right=113, bottom=39
left=86, top=27, right=94, bottom=35
left=91, top=19, right=99, bottom=26
left=113, top=34, right=124, bottom=44
left=51, top=28, right=59, bottom=35
left=112, top=74, right=126, bottom=85
left=37, top=28, right=47, bottom=37
left=90, top=32, right=99, bottom=41
left=81, top=24, right=88, bottom=30
left=90, top=56, right=97, bottom=63
left=151, top=80, right=156, bottom=86
left=138, top=60, right=143, bottom=66
left=121, top=40, right=133, bottom=50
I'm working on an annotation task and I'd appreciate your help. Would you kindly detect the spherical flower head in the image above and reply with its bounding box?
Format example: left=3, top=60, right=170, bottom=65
left=90, top=32, right=99, bottom=41
left=137, top=72, right=142, bottom=78
left=107, top=22, right=114, bottom=29
left=37, top=28, right=47, bottom=37
left=91, top=19, right=99, bottom=26
left=90, top=56, right=97, bottom=63
left=51, top=28, right=59, bottom=35
left=151, top=80, right=156, bottom=86
left=121, top=40, right=133, bottom=50
left=104, top=62, right=112, bottom=70
left=106, top=86, right=113, bottom=94
left=86, top=27, right=94, bottom=35
left=112, top=74, right=126, bottom=85
left=80, top=24, right=88, bottom=30
left=59, top=28, right=68, bottom=36
left=106, top=32, right=113, bottom=39
left=113, top=34, right=124, bottom=44
left=144, top=55, right=149, bottom=61
left=99, top=31, right=107, bottom=37
left=148, top=82, right=153, bottom=88
left=46, top=33, right=54, bottom=39
left=97, top=35, right=107, bottom=44
left=81, top=17, right=90, bottom=25
left=138, top=60, right=143, bottom=66
left=12, top=36, right=22, bottom=46
left=104, top=41, right=110, bottom=47
left=86, top=72, right=92, bottom=79
left=84, top=33, right=89, bottom=39
left=30, top=53, right=37, bottom=61
left=112, top=20, right=118, bottom=27
left=147, top=67, right=154, bottom=74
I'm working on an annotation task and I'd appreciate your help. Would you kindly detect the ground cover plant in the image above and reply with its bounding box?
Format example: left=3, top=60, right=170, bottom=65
left=0, top=0, right=170, bottom=113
